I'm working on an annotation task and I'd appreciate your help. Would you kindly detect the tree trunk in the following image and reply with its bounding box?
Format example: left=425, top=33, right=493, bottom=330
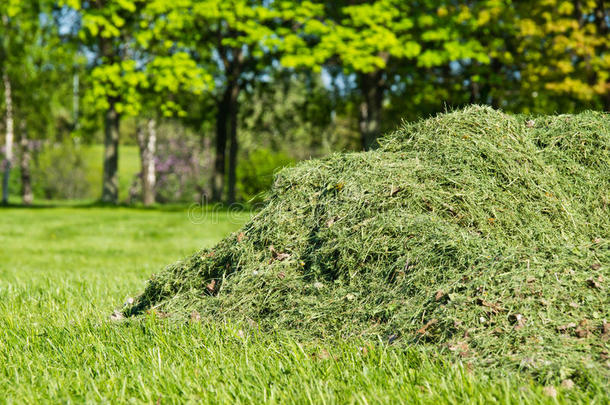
left=136, top=117, right=157, bottom=206
left=2, top=72, right=14, bottom=205
left=227, top=81, right=240, bottom=205
left=594, top=0, right=608, bottom=111
left=101, top=99, right=120, bottom=204
left=19, top=124, right=33, bottom=206
left=212, top=89, right=230, bottom=202
left=358, top=71, right=385, bottom=150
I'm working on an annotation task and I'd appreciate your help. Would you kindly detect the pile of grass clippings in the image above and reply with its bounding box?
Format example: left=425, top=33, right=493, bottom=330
left=126, top=106, right=609, bottom=383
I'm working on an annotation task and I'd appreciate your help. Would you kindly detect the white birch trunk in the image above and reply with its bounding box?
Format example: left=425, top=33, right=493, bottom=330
left=2, top=72, right=14, bottom=204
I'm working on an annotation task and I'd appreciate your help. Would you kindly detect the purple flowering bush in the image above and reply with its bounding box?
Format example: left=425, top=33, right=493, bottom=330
left=130, top=134, right=212, bottom=203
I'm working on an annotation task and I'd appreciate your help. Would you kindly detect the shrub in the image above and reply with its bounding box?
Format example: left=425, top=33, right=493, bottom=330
left=33, top=140, right=90, bottom=200
left=154, top=136, right=210, bottom=203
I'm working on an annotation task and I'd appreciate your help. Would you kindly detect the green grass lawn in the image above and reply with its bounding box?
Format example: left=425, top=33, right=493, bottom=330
left=0, top=207, right=605, bottom=403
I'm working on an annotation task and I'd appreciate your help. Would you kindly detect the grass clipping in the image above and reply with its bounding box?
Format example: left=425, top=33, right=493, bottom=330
left=127, top=106, right=609, bottom=380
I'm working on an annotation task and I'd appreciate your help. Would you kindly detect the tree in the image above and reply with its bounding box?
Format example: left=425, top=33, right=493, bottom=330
left=62, top=0, right=146, bottom=204
left=132, top=52, right=210, bottom=206
left=1, top=0, right=63, bottom=205
left=516, top=0, right=609, bottom=111
left=63, top=0, right=210, bottom=204
left=1, top=1, right=21, bottom=204
left=151, top=0, right=289, bottom=203
left=282, top=1, right=495, bottom=148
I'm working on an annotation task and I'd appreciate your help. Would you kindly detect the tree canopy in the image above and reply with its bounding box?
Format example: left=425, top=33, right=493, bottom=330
left=1, top=0, right=608, bottom=205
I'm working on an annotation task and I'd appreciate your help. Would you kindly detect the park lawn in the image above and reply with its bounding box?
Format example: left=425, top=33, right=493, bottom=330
left=83, top=145, right=141, bottom=201
left=0, top=207, right=605, bottom=403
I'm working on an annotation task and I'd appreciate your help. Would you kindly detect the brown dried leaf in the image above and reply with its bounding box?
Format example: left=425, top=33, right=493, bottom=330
left=417, top=319, right=438, bottom=335
left=190, top=311, right=201, bottom=322
left=591, top=263, right=601, bottom=270
left=247, top=318, right=258, bottom=330
left=576, top=319, right=590, bottom=338
left=390, top=185, right=402, bottom=196
left=277, top=272, right=286, bottom=280
left=557, top=322, right=577, bottom=332
left=587, top=278, right=602, bottom=289
left=147, top=309, right=170, bottom=319
left=206, top=279, right=217, bottom=294
left=542, top=386, right=557, bottom=398
left=275, top=253, right=291, bottom=261
left=435, top=290, right=445, bottom=301
left=448, top=341, right=470, bottom=357
left=510, top=313, right=526, bottom=330
left=110, top=310, right=124, bottom=321
left=318, top=349, right=330, bottom=360
left=269, top=245, right=290, bottom=261
left=602, top=320, right=610, bottom=339
left=477, top=298, right=504, bottom=314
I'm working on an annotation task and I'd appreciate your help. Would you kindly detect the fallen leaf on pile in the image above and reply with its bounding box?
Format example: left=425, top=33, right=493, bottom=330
left=110, top=310, right=124, bottom=321
left=542, top=386, right=557, bottom=398
left=575, top=319, right=590, bottom=338
left=206, top=279, right=216, bottom=294
left=477, top=298, right=504, bottom=314
left=557, top=322, right=577, bottom=332
left=417, top=319, right=438, bottom=335
left=275, top=253, right=290, bottom=261
left=269, top=245, right=290, bottom=261
left=317, top=349, right=330, bottom=360
left=510, top=313, right=526, bottom=330
left=190, top=311, right=201, bottom=322
left=602, top=320, right=610, bottom=339
left=448, top=341, right=470, bottom=357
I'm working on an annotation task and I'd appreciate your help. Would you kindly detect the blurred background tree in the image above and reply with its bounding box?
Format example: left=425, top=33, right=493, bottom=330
left=1, top=0, right=607, bottom=206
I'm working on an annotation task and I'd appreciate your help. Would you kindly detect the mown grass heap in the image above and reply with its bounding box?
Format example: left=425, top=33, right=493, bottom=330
left=127, top=106, right=609, bottom=382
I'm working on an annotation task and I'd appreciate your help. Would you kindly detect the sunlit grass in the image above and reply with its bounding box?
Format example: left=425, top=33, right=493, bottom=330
left=0, top=207, right=605, bottom=403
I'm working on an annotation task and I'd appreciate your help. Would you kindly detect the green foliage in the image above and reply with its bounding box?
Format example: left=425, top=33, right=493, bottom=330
left=63, top=0, right=212, bottom=118
left=516, top=0, right=610, bottom=109
left=281, top=0, right=489, bottom=74
left=34, top=140, right=91, bottom=199
left=237, top=148, right=294, bottom=202
left=239, top=73, right=354, bottom=158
